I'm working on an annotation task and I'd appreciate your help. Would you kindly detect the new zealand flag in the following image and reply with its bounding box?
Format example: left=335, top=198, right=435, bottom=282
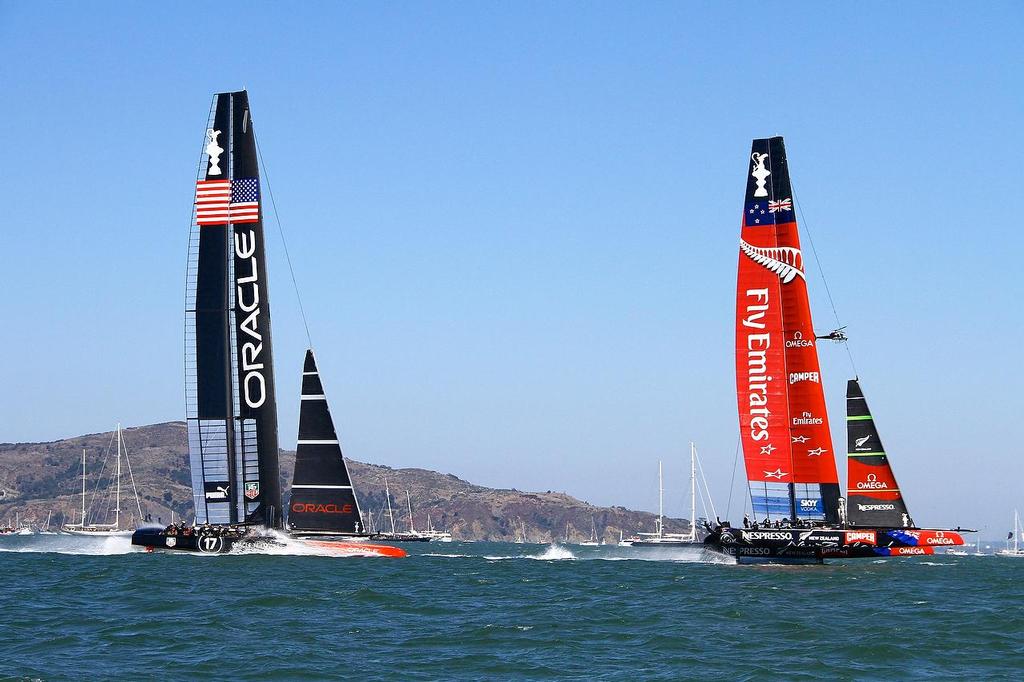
left=744, top=200, right=775, bottom=227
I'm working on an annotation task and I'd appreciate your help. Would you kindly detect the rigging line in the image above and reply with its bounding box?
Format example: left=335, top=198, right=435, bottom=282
left=696, top=482, right=711, bottom=526
left=790, top=175, right=859, bottom=378
left=725, top=434, right=740, bottom=522
left=253, top=128, right=314, bottom=350
left=695, top=450, right=718, bottom=521
left=118, top=430, right=145, bottom=520
left=86, top=432, right=118, bottom=525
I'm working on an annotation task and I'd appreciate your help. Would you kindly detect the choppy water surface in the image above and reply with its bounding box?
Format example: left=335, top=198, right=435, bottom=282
left=1, top=535, right=1021, bottom=680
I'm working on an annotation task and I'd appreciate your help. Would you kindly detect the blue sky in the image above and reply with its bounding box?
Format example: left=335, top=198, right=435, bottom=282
left=1, top=2, right=1021, bottom=536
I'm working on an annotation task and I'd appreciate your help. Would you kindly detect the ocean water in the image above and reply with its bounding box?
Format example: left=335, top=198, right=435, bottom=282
left=1, top=535, right=1021, bottom=680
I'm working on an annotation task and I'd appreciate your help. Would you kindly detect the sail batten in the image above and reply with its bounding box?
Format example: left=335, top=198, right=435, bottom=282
left=735, top=137, right=839, bottom=522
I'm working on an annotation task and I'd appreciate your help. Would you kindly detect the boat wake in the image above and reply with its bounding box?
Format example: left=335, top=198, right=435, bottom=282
left=224, top=530, right=403, bottom=558
left=533, top=544, right=576, bottom=560
left=0, top=534, right=137, bottom=555
left=424, top=543, right=731, bottom=564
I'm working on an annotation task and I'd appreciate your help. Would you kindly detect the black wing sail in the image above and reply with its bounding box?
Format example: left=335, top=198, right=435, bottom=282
left=288, top=350, right=365, bottom=535
left=187, top=91, right=281, bottom=528
left=229, top=91, right=281, bottom=528
left=846, top=379, right=913, bottom=528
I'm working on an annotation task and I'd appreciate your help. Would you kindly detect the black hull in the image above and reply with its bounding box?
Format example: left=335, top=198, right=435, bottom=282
left=131, top=527, right=280, bottom=554
left=704, top=526, right=965, bottom=564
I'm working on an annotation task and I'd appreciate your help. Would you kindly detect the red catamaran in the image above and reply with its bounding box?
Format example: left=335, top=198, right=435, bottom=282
left=704, top=136, right=966, bottom=563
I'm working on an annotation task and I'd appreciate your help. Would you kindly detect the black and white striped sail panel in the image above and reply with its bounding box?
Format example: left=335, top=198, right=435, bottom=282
left=186, top=91, right=281, bottom=528
left=846, top=379, right=912, bottom=528
left=288, top=350, right=364, bottom=534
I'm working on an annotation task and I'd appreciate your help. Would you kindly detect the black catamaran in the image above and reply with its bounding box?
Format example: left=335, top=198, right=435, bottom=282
left=132, top=91, right=402, bottom=557
left=703, top=136, right=967, bottom=564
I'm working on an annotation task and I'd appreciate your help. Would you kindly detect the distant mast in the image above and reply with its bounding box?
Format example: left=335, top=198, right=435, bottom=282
left=735, top=137, right=840, bottom=523
left=187, top=91, right=281, bottom=527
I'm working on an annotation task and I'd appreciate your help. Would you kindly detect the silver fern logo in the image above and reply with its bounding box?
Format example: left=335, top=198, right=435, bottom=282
left=855, top=434, right=872, bottom=449
left=739, top=240, right=805, bottom=284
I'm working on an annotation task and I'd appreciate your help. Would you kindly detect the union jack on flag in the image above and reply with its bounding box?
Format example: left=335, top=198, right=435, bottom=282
left=768, top=198, right=792, bottom=213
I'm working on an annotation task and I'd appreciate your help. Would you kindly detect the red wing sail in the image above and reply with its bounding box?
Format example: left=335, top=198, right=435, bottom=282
left=736, top=137, right=840, bottom=522
left=846, top=379, right=913, bottom=528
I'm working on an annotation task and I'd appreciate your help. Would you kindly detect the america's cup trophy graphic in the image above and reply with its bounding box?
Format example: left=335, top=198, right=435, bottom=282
left=751, top=152, right=770, bottom=197
left=205, top=128, right=224, bottom=176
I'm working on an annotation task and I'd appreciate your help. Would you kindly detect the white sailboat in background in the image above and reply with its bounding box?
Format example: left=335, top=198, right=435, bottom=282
left=15, top=512, right=33, bottom=535
left=38, top=510, right=58, bottom=535
left=369, top=478, right=430, bottom=542
left=630, top=443, right=711, bottom=547
left=422, top=512, right=453, bottom=542
left=579, top=517, right=601, bottom=546
left=62, top=425, right=144, bottom=537
left=997, top=510, right=1024, bottom=558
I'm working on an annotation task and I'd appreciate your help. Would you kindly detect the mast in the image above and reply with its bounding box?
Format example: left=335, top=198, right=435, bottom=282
left=80, top=447, right=86, bottom=526
left=658, top=460, right=664, bottom=538
left=406, top=491, right=415, bottom=533
left=384, top=477, right=396, bottom=534
left=114, top=424, right=122, bottom=531
left=735, top=136, right=840, bottom=524
left=689, top=442, right=697, bottom=542
left=1011, top=509, right=1019, bottom=552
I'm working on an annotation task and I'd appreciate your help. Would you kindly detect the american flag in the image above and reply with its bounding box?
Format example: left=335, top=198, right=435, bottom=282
left=194, top=177, right=260, bottom=225
left=230, top=177, right=260, bottom=224
left=195, top=179, right=231, bottom=225
left=768, top=198, right=792, bottom=213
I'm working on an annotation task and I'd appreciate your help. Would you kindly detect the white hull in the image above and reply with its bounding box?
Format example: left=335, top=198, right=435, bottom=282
left=62, top=528, right=133, bottom=537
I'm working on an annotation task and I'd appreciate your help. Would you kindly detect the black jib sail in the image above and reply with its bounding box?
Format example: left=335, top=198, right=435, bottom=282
left=287, top=350, right=365, bottom=536
left=845, top=379, right=912, bottom=528
left=186, top=90, right=281, bottom=528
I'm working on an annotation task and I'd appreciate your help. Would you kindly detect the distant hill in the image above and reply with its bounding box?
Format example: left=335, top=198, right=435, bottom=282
left=0, top=422, right=693, bottom=542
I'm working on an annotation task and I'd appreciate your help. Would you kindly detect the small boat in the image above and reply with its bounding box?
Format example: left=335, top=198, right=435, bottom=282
left=704, top=137, right=967, bottom=563
left=579, top=518, right=601, bottom=546
left=630, top=446, right=707, bottom=547
left=420, top=514, right=453, bottom=542
left=63, top=426, right=144, bottom=537
left=996, top=511, right=1024, bottom=558
left=370, top=478, right=429, bottom=542
left=13, top=514, right=33, bottom=536
left=38, top=511, right=58, bottom=535
left=132, top=91, right=402, bottom=558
